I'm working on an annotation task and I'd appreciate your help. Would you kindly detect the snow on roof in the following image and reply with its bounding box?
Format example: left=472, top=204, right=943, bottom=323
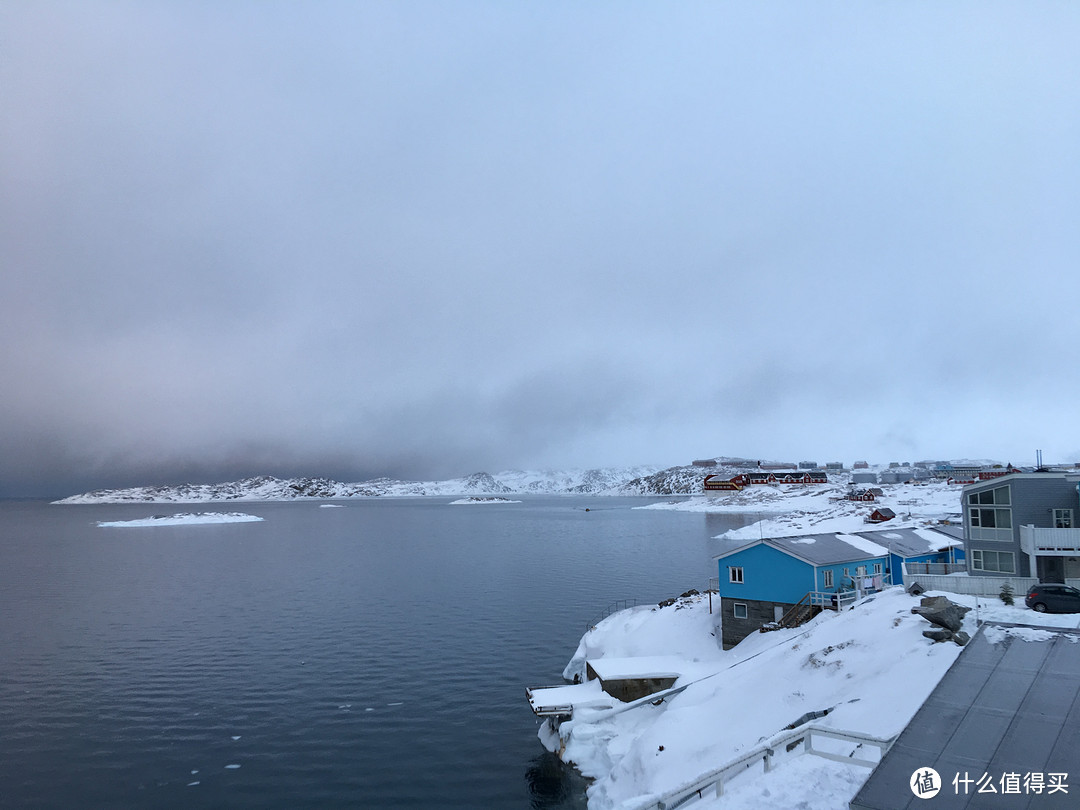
left=754, top=533, right=891, bottom=565
left=834, top=533, right=889, bottom=557
left=855, top=527, right=964, bottom=558
left=526, top=680, right=616, bottom=715
left=588, top=656, right=686, bottom=681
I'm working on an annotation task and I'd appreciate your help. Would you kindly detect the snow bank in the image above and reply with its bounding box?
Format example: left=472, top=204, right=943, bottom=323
left=549, top=588, right=983, bottom=809
left=96, top=512, right=264, bottom=527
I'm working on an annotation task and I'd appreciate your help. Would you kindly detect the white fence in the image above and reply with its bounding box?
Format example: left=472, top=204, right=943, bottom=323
left=630, top=724, right=895, bottom=810
left=900, top=569, right=1080, bottom=597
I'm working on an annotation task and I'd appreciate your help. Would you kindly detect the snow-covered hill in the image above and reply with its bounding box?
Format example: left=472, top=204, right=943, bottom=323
left=52, top=458, right=1011, bottom=504
left=52, top=466, right=662, bottom=504
left=544, top=588, right=1078, bottom=810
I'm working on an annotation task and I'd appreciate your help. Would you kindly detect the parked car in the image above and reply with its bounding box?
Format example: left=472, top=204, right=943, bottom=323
left=1025, top=583, right=1080, bottom=613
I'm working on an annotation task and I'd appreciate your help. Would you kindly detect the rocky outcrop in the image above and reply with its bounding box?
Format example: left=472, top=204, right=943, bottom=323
left=911, top=596, right=972, bottom=645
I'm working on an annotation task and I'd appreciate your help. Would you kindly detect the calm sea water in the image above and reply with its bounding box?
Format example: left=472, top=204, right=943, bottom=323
left=0, top=497, right=754, bottom=809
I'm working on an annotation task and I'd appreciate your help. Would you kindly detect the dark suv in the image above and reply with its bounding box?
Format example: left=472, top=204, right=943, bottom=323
left=1025, top=583, right=1080, bottom=613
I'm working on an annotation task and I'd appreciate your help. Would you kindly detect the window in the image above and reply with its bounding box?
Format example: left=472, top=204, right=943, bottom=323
left=823, top=569, right=834, bottom=588
left=971, top=549, right=1016, bottom=574
left=842, top=567, right=849, bottom=578
left=1054, top=509, right=1073, bottom=529
left=856, top=565, right=867, bottom=577
left=968, top=485, right=1010, bottom=506
left=729, top=566, right=744, bottom=584
left=733, top=603, right=748, bottom=619
left=873, top=563, right=883, bottom=575
left=967, top=484, right=1013, bottom=541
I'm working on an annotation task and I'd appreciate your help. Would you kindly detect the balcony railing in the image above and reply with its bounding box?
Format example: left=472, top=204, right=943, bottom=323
left=1020, top=525, right=1080, bottom=556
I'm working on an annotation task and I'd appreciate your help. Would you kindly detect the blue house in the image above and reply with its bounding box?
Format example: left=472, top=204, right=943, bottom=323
left=854, top=527, right=965, bottom=579
left=714, top=533, right=890, bottom=649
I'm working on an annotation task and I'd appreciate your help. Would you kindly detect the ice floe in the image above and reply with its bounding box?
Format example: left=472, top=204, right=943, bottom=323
left=96, top=512, right=263, bottom=528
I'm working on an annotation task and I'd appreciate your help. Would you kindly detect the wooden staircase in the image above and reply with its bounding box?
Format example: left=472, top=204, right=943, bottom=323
left=776, top=592, right=824, bottom=629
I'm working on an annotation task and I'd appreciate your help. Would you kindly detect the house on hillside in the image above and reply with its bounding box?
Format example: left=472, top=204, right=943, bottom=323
left=962, top=471, right=1080, bottom=580
left=703, top=475, right=742, bottom=492
left=855, top=527, right=966, bottom=578
left=866, top=507, right=895, bottom=523
left=713, top=533, right=890, bottom=648
left=846, top=489, right=878, bottom=502
left=851, top=470, right=878, bottom=484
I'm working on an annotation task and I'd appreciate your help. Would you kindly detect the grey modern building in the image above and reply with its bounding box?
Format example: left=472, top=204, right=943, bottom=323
left=962, top=472, right=1080, bottom=580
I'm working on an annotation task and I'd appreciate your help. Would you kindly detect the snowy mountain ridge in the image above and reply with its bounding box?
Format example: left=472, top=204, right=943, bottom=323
left=52, top=466, right=663, bottom=504
left=52, top=458, right=1014, bottom=504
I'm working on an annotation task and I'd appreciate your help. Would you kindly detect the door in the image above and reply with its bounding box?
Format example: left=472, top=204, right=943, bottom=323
left=774, top=605, right=785, bottom=623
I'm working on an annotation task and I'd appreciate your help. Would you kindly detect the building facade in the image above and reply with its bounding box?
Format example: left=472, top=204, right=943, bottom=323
left=962, top=472, right=1080, bottom=580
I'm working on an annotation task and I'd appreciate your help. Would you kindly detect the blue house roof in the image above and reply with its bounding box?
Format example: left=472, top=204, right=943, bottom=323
left=714, top=532, right=890, bottom=567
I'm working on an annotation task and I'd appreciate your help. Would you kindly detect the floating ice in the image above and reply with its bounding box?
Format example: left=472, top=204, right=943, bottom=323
left=448, top=496, right=522, bottom=505
left=187, top=781, right=200, bottom=787
left=231, top=736, right=241, bottom=740
left=97, top=512, right=263, bottom=528
left=225, top=764, right=241, bottom=769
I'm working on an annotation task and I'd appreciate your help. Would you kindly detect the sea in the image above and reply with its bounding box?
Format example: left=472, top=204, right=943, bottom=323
left=0, top=496, right=756, bottom=809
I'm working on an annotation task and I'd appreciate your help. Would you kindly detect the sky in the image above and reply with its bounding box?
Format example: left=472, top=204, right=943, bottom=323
left=2, top=2, right=1080, bottom=497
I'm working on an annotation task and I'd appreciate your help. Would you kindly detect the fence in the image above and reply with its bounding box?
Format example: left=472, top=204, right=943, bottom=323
left=586, top=598, right=640, bottom=631
left=902, top=562, right=967, bottom=576
left=900, top=568, right=1080, bottom=597
left=629, top=724, right=896, bottom=810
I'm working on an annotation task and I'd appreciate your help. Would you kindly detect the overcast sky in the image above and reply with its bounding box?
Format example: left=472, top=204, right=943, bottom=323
left=2, top=2, right=1079, bottom=496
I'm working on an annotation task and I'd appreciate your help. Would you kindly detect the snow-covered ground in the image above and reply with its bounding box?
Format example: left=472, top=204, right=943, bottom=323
left=640, top=478, right=962, bottom=538
left=545, top=588, right=1080, bottom=810
left=96, top=512, right=264, bottom=527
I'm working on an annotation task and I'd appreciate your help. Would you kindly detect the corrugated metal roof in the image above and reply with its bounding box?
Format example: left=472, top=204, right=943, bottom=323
left=849, top=623, right=1080, bottom=809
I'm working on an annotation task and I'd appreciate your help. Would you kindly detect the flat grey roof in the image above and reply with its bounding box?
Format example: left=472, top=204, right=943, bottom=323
left=849, top=623, right=1080, bottom=809
left=856, top=527, right=962, bottom=559
left=715, top=533, right=889, bottom=566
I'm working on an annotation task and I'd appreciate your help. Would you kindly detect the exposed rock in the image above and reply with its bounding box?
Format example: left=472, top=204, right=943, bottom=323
left=911, top=596, right=971, bottom=632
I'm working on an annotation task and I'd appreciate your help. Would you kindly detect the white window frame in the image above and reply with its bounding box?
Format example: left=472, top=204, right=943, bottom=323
left=733, top=602, right=748, bottom=619
left=972, top=549, right=1016, bottom=574
left=856, top=565, right=867, bottom=577
left=823, top=569, right=834, bottom=588
left=873, top=563, right=883, bottom=575
left=729, top=566, right=744, bottom=584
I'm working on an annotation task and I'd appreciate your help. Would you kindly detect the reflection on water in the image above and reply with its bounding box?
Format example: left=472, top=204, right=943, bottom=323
left=525, top=751, right=591, bottom=810
left=0, top=497, right=756, bottom=808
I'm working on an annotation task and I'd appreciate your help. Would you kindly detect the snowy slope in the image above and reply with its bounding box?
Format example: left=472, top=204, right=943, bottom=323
left=545, top=588, right=1080, bottom=810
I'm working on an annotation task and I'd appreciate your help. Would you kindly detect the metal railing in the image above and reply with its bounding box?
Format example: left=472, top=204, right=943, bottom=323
left=586, top=598, right=640, bottom=631
left=1021, top=525, right=1080, bottom=555
left=630, top=724, right=896, bottom=810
